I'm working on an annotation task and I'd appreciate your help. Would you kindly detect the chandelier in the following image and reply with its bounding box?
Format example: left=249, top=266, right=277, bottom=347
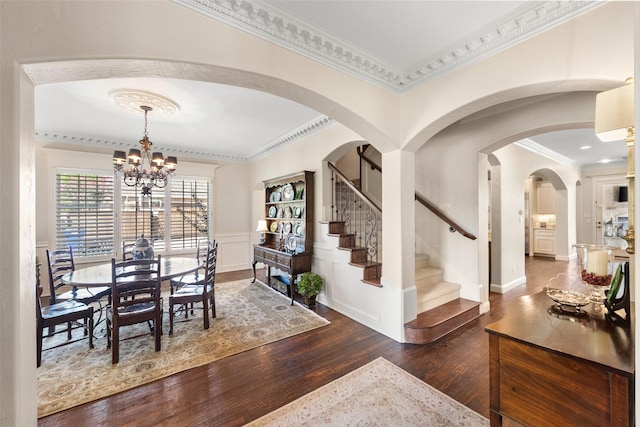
left=113, top=105, right=177, bottom=196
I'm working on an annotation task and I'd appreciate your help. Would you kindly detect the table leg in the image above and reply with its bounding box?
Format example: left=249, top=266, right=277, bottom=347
left=251, top=258, right=257, bottom=283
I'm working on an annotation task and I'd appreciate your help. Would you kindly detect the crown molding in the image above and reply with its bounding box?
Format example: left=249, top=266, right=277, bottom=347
left=515, top=138, right=577, bottom=167
left=171, top=0, right=602, bottom=92
left=35, top=115, right=334, bottom=163
left=250, top=115, right=335, bottom=160
left=35, top=131, right=250, bottom=162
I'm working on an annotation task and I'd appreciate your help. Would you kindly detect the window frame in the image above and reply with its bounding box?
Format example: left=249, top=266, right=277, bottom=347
left=52, top=167, right=212, bottom=263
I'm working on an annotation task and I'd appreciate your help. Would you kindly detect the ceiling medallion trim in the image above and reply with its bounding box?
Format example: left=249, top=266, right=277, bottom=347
left=110, top=89, right=180, bottom=116
left=171, top=0, right=602, bottom=92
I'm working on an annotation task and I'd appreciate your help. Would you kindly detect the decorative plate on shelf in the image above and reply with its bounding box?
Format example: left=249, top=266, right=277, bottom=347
left=270, top=221, right=278, bottom=233
left=277, top=207, right=284, bottom=218
left=295, top=223, right=304, bottom=236
left=268, top=206, right=277, bottom=218
left=285, top=206, right=293, bottom=218
left=270, top=191, right=281, bottom=203
left=293, top=206, right=301, bottom=218
left=286, top=233, right=297, bottom=252
left=294, top=185, right=304, bottom=200
left=282, top=184, right=294, bottom=201
left=284, top=222, right=292, bottom=234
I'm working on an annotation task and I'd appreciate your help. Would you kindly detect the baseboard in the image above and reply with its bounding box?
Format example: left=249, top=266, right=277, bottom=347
left=490, top=275, right=526, bottom=294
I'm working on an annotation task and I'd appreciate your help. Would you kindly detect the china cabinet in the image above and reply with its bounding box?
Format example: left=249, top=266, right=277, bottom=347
left=252, top=171, right=314, bottom=303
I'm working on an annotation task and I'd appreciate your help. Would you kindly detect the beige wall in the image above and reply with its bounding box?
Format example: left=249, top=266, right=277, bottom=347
left=35, top=146, right=252, bottom=281
left=1, top=1, right=638, bottom=425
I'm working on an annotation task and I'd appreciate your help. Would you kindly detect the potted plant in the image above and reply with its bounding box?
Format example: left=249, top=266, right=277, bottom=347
left=296, top=272, right=323, bottom=309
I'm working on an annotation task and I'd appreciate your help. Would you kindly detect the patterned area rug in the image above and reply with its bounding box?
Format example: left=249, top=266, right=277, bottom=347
left=247, top=357, right=489, bottom=426
left=38, top=280, right=329, bottom=418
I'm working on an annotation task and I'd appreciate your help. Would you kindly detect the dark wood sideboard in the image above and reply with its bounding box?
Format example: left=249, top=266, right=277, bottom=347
left=252, top=245, right=312, bottom=304
left=252, top=170, right=314, bottom=304
left=485, top=291, right=634, bottom=427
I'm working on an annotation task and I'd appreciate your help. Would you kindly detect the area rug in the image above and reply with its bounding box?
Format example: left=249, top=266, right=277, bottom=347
left=38, top=280, right=329, bottom=418
left=246, top=357, right=488, bottom=426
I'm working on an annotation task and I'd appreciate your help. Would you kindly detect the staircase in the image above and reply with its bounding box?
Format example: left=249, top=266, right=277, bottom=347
left=325, top=220, right=382, bottom=287
left=327, top=160, right=479, bottom=343
left=404, top=253, right=480, bottom=344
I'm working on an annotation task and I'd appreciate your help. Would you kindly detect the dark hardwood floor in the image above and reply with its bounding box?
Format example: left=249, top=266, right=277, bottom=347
left=39, top=256, right=572, bottom=426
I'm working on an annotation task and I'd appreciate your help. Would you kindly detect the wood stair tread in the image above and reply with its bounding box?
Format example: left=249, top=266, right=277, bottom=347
left=338, top=246, right=365, bottom=251
left=362, top=278, right=382, bottom=287
left=349, top=260, right=381, bottom=268
left=406, top=298, right=479, bottom=329
left=404, top=298, right=481, bottom=344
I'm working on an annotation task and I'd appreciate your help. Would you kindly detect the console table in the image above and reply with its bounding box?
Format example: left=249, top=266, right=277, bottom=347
left=485, top=291, right=634, bottom=426
left=252, top=245, right=312, bottom=305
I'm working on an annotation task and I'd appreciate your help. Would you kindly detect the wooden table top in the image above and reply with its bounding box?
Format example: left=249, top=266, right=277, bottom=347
left=485, top=290, right=634, bottom=376
left=62, top=257, right=202, bottom=287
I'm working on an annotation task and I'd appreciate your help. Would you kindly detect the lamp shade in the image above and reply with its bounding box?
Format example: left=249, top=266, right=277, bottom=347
left=256, top=220, right=268, bottom=232
left=165, top=156, right=178, bottom=170
left=618, top=186, right=628, bottom=203
left=127, top=148, right=142, bottom=164
left=595, top=79, right=634, bottom=142
left=151, top=152, right=164, bottom=166
left=113, top=150, right=127, bottom=165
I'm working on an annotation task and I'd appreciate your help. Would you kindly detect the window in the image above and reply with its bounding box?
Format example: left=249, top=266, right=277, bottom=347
left=55, top=173, right=114, bottom=258
left=120, top=183, right=166, bottom=251
left=169, top=178, right=209, bottom=250
left=55, top=171, right=210, bottom=259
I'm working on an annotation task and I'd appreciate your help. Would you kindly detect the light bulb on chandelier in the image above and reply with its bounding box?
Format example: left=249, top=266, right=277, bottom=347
left=113, top=105, right=177, bottom=196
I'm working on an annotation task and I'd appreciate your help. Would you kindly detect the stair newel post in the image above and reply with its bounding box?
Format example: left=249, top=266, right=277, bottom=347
left=331, top=171, right=336, bottom=222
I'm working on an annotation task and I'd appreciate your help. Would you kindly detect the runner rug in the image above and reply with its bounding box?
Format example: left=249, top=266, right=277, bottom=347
left=38, top=280, right=329, bottom=418
left=246, top=357, right=489, bottom=426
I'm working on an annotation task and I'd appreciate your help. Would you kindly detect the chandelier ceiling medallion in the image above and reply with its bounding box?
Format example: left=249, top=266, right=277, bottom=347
left=113, top=105, right=177, bottom=196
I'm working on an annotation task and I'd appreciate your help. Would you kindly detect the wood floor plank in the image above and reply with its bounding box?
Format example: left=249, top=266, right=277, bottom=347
left=38, top=256, right=572, bottom=426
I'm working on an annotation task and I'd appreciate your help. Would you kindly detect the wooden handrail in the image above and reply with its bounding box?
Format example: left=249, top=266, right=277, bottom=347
left=328, top=162, right=381, bottom=214
left=415, top=192, right=477, bottom=240
left=341, top=148, right=476, bottom=241
left=356, top=145, right=382, bottom=173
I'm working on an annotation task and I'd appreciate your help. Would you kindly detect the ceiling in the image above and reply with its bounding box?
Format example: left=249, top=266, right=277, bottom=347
left=34, top=0, right=626, bottom=168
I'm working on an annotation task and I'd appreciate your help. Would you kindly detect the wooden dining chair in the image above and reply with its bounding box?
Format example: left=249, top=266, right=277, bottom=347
left=107, top=256, right=163, bottom=364
left=37, top=268, right=94, bottom=367
left=46, top=246, right=111, bottom=306
left=169, top=240, right=213, bottom=295
left=122, top=241, right=135, bottom=261
left=169, top=242, right=218, bottom=335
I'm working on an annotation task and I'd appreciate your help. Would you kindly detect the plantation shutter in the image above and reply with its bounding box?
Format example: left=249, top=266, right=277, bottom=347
left=120, top=182, right=166, bottom=252
left=55, top=173, right=114, bottom=258
left=170, top=178, right=209, bottom=250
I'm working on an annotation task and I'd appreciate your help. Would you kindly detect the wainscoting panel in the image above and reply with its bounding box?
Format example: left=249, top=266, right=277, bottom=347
left=214, top=232, right=253, bottom=273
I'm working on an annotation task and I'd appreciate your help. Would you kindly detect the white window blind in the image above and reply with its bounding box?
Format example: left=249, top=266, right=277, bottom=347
left=120, top=182, right=166, bottom=251
left=55, top=173, right=114, bottom=258
left=170, top=178, right=209, bottom=250
left=55, top=173, right=209, bottom=258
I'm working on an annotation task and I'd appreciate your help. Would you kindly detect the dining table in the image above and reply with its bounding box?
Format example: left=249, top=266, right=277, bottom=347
left=61, top=256, right=202, bottom=288
left=61, top=256, right=202, bottom=337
